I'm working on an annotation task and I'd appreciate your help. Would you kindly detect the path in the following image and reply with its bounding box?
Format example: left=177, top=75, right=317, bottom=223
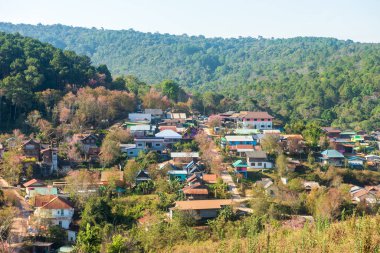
left=0, top=178, right=31, bottom=250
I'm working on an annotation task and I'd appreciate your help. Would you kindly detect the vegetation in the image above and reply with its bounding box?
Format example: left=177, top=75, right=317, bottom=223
left=1, top=23, right=380, bottom=129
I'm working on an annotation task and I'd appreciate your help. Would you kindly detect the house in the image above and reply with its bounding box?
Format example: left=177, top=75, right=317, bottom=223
left=22, top=139, right=41, bottom=160
left=235, top=111, right=274, bottom=129
left=169, top=199, right=234, bottom=220
left=232, top=160, right=248, bottom=178
left=40, top=147, right=58, bottom=175
left=120, top=144, right=142, bottom=158
left=320, top=149, right=345, bottom=166
left=155, top=130, right=182, bottom=144
left=128, top=113, right=152, bottom=123
left=234, top=128, right=261, bottom=135
left=182, top=183, right=209, bottom=200
left=202, top=174, right=219, bottom=184
left=347, top=156, right=366, bottom=169
left=339, top=131, right=356, bottom=140
left=166, top=112, right=187, bottom=120
left=33, top=196, right=74, bottom=229
left=27, top=186, right=58, bottom=198
left=72, top=133, right=100, bottom=160
left=168, top=170, right=188, bottom=181
left=330, top=139, right=355, bottom=155
left=134, top=137, right=165, bottom=153
left=100, top=170, right=124, bottom=187
left=280, top=135, right=306, bottom=155
left=246, top=151, right=273, bottom=169
left=224, top=135, right=256, bottom=147
left=170, top=152, right=199, bottom=163
left=303, top=181, right=320, bottom=192
left=350, top=187, right=377, bottom=204
left=255, top=178, right=278, bottom=197
left=135, top=170, right=151, bottom=185
left=24, top=179, right=46, bottom=196
left=322, top=127, right=341, bottom=139
left=144, top=109, right=163, bottom=121
left=228, top=144, right=256, bottom=157
left=129, top=125, right=155, bottom=137
left=184, top=160, right=203, bottom=174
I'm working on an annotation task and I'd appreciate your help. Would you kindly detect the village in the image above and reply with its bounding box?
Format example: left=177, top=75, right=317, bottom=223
left=1, top=107, right=380, bottom=252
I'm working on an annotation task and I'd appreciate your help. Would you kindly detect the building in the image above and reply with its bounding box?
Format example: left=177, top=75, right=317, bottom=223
left=236, top=111, right=274, bottom=129
left=144, top=109, right=164, bottom=121
left=168, top=170, right=188, bottom=181
left=320, top=149, right=345, bottom=166
left=129, top=125, right=155, bottom=137
left=224, top=135, right=256, bottom=147
left=22, top=139, right=41, bottom=160
left=72, top=133, right=100, bottom=160
left=155, top=130, right=182, bottom=144
left=128, top=113, right=152, bottom=123
left=40, top=147, right=58, bottom=175
left=169, top=199, right=234, bottom=220
left=120, top=144, right=141, bottom=158
left=322, top=127, right=341, bottom=139
left=135, top=170, right=151, bottom=185
left=134, top=137, right=165, bottom=153
left=232, top=160, right=248, bottom=178
left=246, top=151, right=273, bottom=169
left=170, top=152, right=199, bottom=163
left=182, top=183, right=209, bottom=200
left=33, top=196, right=74, bottom=229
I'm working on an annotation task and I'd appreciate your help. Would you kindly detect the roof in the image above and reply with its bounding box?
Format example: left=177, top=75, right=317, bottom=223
left=340, top=131, right=356, bottom=135
left=23, top=179, right=45, bottom=188
left=136, top=170, right=151, bottom=180
left=246, top=151, right=267, bottom=159
left=158, top=126, right=178, bottom=132
left=225, top=135, right=254, bottom=142
left=173, top=199, right=234, bottom=210
left=168, top=170, right=188, bottom=175
left=256, top=178, right=273, bottom=189
left=29, top=186, right=58, bottom=196
left=229, top=145, right=255, bottom=151
left=100, top=170, right=124, bottom=183
left=232, top=160, right=247, bottom=168
left=234, top=129, right=261, bottom=135
left=167, top=113, right=187, bottom=119
left=40, top=196, right=74, bottom=209
left=33, top=195, right=57, bottom=207
left=182, top=188, right=209, bottom=195
left=262, top=130, right=281, bottom=135
left=171, top=152, right=200, bottom=158
left=120, top=144, right=137, bottom=150
left=322, top=127, right=341, bottom=133
left=303, top=181, right=320, bottom=189
left=239, top=111, right=274, bottom=119
left=321, top=149, right=345, bottom=158
left=130, top=125, right=151, bottom=131
left=144, top=109, right=163, bottom=115
left=155, top=130, right=182, bottom=139
left=282, top=134, right=304, bottom=140
left=202, top=174, right=219, bottom=184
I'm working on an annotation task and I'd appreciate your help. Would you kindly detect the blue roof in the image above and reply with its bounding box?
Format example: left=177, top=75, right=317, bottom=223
left=321, top=149, right=345, bottom=158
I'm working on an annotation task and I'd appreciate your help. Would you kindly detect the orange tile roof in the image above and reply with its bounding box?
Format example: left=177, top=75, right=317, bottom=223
left=174, top=199, right=234, bottom=210
left=41, top=196, right=74, bottom=209
left=183, top=188, right=209, bottom=195
left=23, top=179, right=45, bottom=188
left=33, top=195, right=57, bottom=207
left=202, top=174, right=219, bottom=184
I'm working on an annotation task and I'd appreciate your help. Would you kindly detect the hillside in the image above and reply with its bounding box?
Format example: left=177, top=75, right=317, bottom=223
left=1, top=23, right=380, bottom=129
left=0, top=32, right=117, bottom=130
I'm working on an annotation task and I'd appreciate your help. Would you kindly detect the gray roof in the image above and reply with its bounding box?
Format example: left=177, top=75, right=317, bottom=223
left=246, top=151, right=267, bottom=159
left=145, top=109, right=163, bottom=115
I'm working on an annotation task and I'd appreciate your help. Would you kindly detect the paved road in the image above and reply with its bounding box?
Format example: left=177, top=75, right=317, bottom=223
left=220, top=171, right=241, bottom=199
left=0, top=178, right=31, bottom=248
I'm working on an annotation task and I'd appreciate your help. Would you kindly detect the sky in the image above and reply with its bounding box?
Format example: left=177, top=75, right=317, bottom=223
left=0, top=0, right=379, bottom=42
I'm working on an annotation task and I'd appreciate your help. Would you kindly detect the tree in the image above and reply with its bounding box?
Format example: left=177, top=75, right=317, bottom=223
left=261, top=134, right=281, bottom=156
left=276, top=154, right=288, bottom=177
left=106, top=234, right=130, bottom=253
left=141, top=88, right=170, bottom=110
left=76, top=223, right=102, bottom=253
left=124, top=160, right=141, bottom=186
left=302, top=122, right=322, bottom=148
left=0, top=149, right=23, bottom=185
left=161, top=80, right=180, bottom=102
left=207, top=115, right=222, bottom=129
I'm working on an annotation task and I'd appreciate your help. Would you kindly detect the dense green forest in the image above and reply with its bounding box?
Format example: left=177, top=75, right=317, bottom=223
left=1, top=22, right=380, bottom=129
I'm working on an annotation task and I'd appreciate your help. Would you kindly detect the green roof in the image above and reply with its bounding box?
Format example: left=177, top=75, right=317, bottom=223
left=232, top=160, right=247, bottom=167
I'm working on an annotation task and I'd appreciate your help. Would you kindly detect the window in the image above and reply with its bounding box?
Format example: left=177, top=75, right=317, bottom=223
left=258, top=162, right=263, bottom=166
left=59, top=221, right=62, bottom=227
left=254, top=119, right=257, bottom=121
left=261, top=125, right=265, bottom=128
left=251, top=162, right=255, bottom=166
left=261, top=119, right=264, bottom=121
left=60, top=209, right=64, bottom=216
left=138, top=143, right=143, bottom=147
left=129, top=152, right=133, bottom=155
left=268, top=119, right=271, bottom=121
left=155, top=143, right=160, bottom=147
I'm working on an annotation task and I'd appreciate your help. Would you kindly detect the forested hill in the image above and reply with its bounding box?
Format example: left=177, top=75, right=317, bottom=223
left=1, top=22, right=380, bottom=130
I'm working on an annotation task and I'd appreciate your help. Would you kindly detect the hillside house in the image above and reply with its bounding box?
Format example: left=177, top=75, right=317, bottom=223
left=135, top=170, right=151, bottom=185
left=223, top=135, right=256, bottom=148
left=155, top=130, right=182, bottom=144
left=22, top=139, right=41, bottom=160
left=144, top=109, right=163, bottom=121
left=33, top=196, right=74, bottom=229
left=322, top=127, right=341, bottom=139
left=232, top=160, right=248, bottom=178
left=40, top=147, right=58, bottom=174
left=246, top=151, right=273, bottom=169
left=72, top=133, right=100, bottom=160
left=320, top=149, right=345, bottom=166
left=235, top=111, right=274, bottom=129
left=128, top=113, right=152, bottom=123
left=170, top=152, right=199, bottom=163
left=169, top=199, right=234, bottom=220
left=182, top=183, right=209, bottom=200
left=120, top=144, right=141, bottom=158
left=134, top=137, right=165, bottom=153
left=129, top=125, right=155, bottom=137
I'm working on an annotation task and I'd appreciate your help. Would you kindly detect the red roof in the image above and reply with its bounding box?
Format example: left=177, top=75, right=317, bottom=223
left=23, top=179, right=45, bottom=188
left=202, top=174, right=219, bottom=184
left=240, top=111, right=274, bottom=119
left=41, top=196, right=74, bottom=209
left=33, top=195, right=57, bottom=207
left=229, top=145, right=254, bottom=151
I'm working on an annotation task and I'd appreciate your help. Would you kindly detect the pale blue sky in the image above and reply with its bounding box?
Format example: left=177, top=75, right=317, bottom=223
left=0, top=0, right=379, bottom=42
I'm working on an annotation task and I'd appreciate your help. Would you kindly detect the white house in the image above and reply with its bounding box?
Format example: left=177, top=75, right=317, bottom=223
left=128, top=113, right=152, bottom=123
left=134, top=137, right=165, bottom=152
left=246, top=151, right=273, bottom=169
left=120, top=144, right=142, bottom=158
left=236, top=111, right=274, bottom=130
left=155, top=130, right=182, bottom=144
left=33, top=196, right=74, bottom=229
